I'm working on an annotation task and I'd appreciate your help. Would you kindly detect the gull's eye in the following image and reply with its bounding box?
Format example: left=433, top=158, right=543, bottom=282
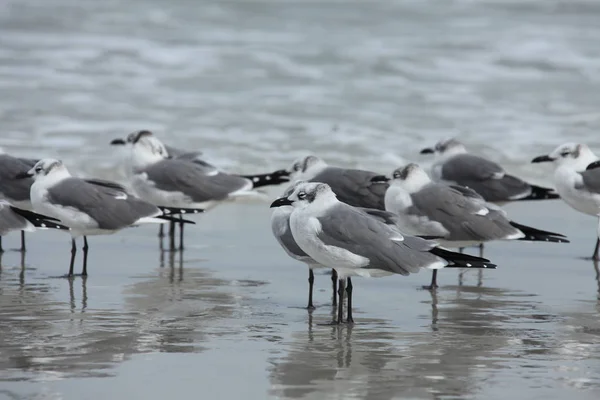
left=297, top=191, right=306, bottom=200
left=393, top=172, right=401, bottom=179
left=35, top=166, right=42, bottom=173
left=293, top=163, right=301, bottom=172
left=560, top=151, right=570, bottom=157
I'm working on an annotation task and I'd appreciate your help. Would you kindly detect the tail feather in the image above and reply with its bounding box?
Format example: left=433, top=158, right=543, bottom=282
left=510, top=221, right=569, bottom=243
left=519, top=184, right=560, bottom=201
left=10, top=207, right=70, bottom=231
left=429, top=247, right=497, bottom=269
left=241, top=169, right=290, bottom=189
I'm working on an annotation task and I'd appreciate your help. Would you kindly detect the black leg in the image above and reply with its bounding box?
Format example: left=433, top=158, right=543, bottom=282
left=337, top=278, right=345, bottom=324
left=158, top=224, right=164, bottom=238
left=68, top=239, right=77, bottom=277
left=331, top=269, right=338, bottom=306
left=307, top=269, right=315, bottom=310
left=82, top=236, right=89, bottom=276
left=346, top=277, right=354, bottom=323
left=179, top=214, right=185, bottom=251
left=593, top=239, right=600, bottom=261
left=422, top=270, right=438, bottom=290
left=479, top=243, right=484, bottom=258
left=0, top=236, right=3, bottom=253
left=20, top=231, right=26, bottom=252
left=458, top=247, right=464, bottom=254
left=169, top=220, right=176, bottom=251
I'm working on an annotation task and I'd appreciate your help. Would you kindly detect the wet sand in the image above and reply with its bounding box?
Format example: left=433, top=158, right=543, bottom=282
left=0, top=197, right=599, bottom=399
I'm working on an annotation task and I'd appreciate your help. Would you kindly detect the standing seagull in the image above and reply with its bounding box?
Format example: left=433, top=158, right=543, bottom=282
left=532, top=143, right=600, bottom=259
left=287, top=155, right=388, bottom=210
left=117, top=130, right=290, bottom=250
left=1, top=200, right=69, bottom=252
left=0, top=149, right=38, bottom=251
left=373, top=164, right=569, bottom=289
left=270, top=182, right=497, bottom=324
left=420, top=138, right=559, bottom=203
left=16, top=159, right=196, bottom=277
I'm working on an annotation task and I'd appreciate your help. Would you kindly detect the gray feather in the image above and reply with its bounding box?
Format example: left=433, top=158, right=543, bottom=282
left=578, top=168, right=600, bottom=194
left=0, top=203, right=29, bottom=235
left=311, top=167, right=388, bottom=210
left=0, top=154, right=37, bottom=204
left=46, top=178, right=160, bottom=230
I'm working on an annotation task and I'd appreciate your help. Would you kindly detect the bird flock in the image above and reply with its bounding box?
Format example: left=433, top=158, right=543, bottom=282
left=1, top=134, right=599, bottom=324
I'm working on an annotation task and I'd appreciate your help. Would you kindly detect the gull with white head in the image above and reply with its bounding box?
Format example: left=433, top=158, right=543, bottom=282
left=532, top=142, right=600, bottom=259
left=270, top=182, right=497, bottom=324
left=16, top=159, right=195, bottom=277
left=119, top=130, right=290, bottom=251
left=373, top=163, right=569, bottom=289
left=420, top=138, right=559, bottom=204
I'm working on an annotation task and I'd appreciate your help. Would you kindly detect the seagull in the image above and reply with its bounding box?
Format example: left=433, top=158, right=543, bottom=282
left=287, top=155, right=388, bottom=210
left=111, top=135, right=203, bottom=161
left=116, top=130, right=290, bottom=250
left=16, top=159, right=197, bottom=277
left=0, top=148, right=38, bottom=251
left=420, top=138, right=559, bottom=203
left=532, top=143, right=600, bottom=259
left=373, top=163, right=569, bottom=289
left=1, top=200, right=69, bottom=252
left=270, top=182, right=497, bottom=324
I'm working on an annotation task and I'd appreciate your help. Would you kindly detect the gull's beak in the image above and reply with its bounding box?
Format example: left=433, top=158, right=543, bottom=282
left=531, top=155, right=554, bottom=163
left=110, top=138, right=126, bottom=145
left=370, top=175, right=390, bottom=183
left=270, top=197, right=294, bottom=208
left=420, top=147, right=435, bottom=155
left=15, top=171, right=33, bottom=179
left=587, top=160, right=600, bottom=171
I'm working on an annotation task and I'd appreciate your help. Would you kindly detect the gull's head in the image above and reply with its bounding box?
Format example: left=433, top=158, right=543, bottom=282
left=420, top=138, right=467, bottom=158
left=18, top=158, right=70, bottom=183
left=287, top=155, right=328, bottom=180
left=532, top=143, right=598, bottom=171
left=375, top=163, right=431, bottom=193
left=129, top=130, right=168, bottom=167
left=270, top=182, right=336, bottom=211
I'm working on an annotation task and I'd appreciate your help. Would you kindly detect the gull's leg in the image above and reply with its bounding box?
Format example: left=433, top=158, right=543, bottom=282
left=0, top=236, right=3, bottom=253
left=346, top=277, right=354, bottom=323
left=179, top=214, right=185, bottom=251
left=158, top=225, right=164, bottom=248
left=169, top=220, right=176, bottom=251
left=20, top=231, right=26, bottom=252
left=337, top=278, right=345, bottom=324
left=82, top=236, right=89, bottom=276
left=479, top=243, right=484, bottom=258
left=68, top=239, right=77, bottom=277
left=307, top=269, right=315, bottom=310
left=331, top=269, right=338, bottom=306
left=422, top=270, right=438, bottom=290
left=593, top=239, right=600, bottom=261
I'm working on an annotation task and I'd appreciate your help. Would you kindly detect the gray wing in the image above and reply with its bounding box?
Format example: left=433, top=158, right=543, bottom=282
left=578, top=169, right=600, bottom=194
left=271, top=209, right=313, bottom=262
left=312, top=167, right=387, bottom=210
left=46, top=178, right=159, bottom=230
left=0, top=202, right=28, bottom=235
left=165, top=145, right=202, bottom=159
left=410, top=184, right=519, bottom=241
left=441, top=154, right=531, bottom=202
left=0, top=155, right=35, bottom=203
left=316, top=203, right=444, bottom=275
left=141, top=159, right=250, bottom=203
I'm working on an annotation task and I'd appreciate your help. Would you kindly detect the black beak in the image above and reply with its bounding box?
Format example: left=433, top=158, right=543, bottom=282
left=110, top=138, right=126, bottom=145
left=15, top=171, right=33, bottom=179
left=370, top=175, right=390, bottom=183
left=587, top=160, right=600, bottom=171
left=531, top=155, right=554, bottom=163
left=420, top=147, right=434, bottom=155
left=270, top=197, right=294, bottom=208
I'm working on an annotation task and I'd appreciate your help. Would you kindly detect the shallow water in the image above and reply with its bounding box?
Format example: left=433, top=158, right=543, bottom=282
left=1, top=0, right=600, bottom=399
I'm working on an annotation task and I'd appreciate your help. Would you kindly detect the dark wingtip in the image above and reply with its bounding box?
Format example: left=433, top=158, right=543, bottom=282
left=586, top=160, right=600, bottom=171
left=370, top=175, right=390, bottom=183
left=531, top=155, right=553, bottom=163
